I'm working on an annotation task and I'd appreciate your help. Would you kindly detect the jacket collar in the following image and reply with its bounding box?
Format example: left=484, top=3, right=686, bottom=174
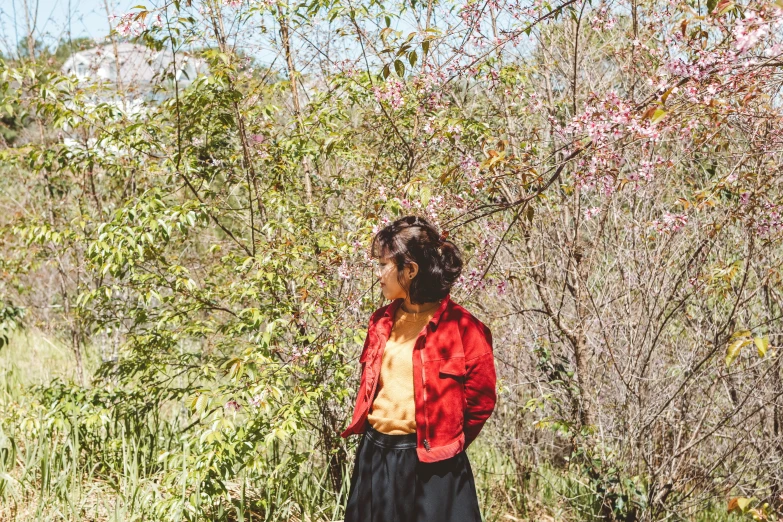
left=380, top=293, right=451, bottom=332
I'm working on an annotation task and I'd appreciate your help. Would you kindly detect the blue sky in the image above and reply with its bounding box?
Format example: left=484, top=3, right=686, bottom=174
left=1, top=0, right=137, bottom=56
left=0, top=0, right=534, bottom=71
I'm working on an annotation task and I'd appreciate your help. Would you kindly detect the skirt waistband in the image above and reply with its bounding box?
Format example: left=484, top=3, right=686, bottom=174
left=364, top=424, right=418, bottom=449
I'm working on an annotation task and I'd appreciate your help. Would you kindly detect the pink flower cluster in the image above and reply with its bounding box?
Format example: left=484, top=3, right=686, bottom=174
left=755, top=202, right=783, bottom=236
left=333, top=59, right=359, bottom=78
left=338, top=260, right=352, bottom=279
left=371, top=216, right=392, bottom=236
left=590, top=4, right=616, bottom=32
left=249, top=392, right=266, bottom=409
left=734, top=10, right=769, bottom=53
left=631, top=158, right=671, bottom=183
left=583, top=207, right=602, bottom=220
left=373, top=78, right=405, bottom=110
left=459, top=154, right=483, bottom=194
left=412, top=69, right=448, bottom=113
left=110, top=13, right=146, bottom=36
left=291, top=345, right=312, bottom=360
left=459, top=1, right=486, bottom=31
left=457, top=268, right=489, bottom=292
left=423, top=194, right=446, bottom=227
left=454, top=235, right=498, bottom=293
left=652, top=212, right=688, bottom=234
left=665, top=48, right=738, bottom=83
left=561, top=91, right=675, bottom=194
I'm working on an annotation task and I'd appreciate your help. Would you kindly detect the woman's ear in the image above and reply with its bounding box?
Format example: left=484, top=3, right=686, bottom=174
left=406, top=261, right=419, bottom=280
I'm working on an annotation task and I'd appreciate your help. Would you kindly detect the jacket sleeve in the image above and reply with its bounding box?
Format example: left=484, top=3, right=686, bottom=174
left=462, top=320, right=497, bottom=449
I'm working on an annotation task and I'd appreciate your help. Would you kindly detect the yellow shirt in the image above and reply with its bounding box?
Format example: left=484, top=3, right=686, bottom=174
left=367, top=304, right=438, bottom=435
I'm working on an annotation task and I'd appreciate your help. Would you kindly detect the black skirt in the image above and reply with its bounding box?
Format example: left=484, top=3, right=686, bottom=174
left=344, top=424, right=483, bottom=522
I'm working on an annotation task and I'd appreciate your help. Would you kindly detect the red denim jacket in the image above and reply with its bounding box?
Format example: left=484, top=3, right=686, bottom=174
left=340, top=293, right=497, bottom=463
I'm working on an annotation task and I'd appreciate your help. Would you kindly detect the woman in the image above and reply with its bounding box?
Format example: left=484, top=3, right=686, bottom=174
left=341, top=215, right=497, bottom=522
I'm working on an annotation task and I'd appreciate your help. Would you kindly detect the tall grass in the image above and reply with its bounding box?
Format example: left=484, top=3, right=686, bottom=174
left=0, top=333, right=746, bottom=521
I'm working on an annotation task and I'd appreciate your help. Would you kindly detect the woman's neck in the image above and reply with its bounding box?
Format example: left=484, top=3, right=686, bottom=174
left=400, top=298, right=441, bottom=315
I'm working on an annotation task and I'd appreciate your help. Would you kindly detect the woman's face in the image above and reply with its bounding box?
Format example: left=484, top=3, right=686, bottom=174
left=375, top=255, right=418, bottom=301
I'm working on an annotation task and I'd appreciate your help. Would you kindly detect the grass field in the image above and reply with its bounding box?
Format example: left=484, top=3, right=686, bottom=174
left=0, top=332, right=745, bottom=521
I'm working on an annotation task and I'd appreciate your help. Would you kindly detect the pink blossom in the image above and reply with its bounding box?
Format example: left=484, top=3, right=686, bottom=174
left=338, top=260, right=351, bottom=279
left=373, top=78, right=405, bottom=110
left=113, top=12, right=146, bottom=36
left=291, top=345, right=312, bottom=359
left=460, top=154, right=479, bottom=173
left=764, top=43, right=783, bottom=57
left=591, top=5, right=616, bottom=32
left=424, top=194, right=445, bottom=225
left=734, top=11, right=767, bottom=53
left=652, top=213, right=688, bottom=234
left=584, top=207, right=602, bottom=220
left=250, top=393, right=266, bottom=408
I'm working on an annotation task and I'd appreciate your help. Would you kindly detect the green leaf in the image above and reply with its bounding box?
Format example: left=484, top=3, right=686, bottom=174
left=754, top=336, right=769, bottom=357
left=394, top=59, right=405, bottom=78
left=420, top=185, right=431, bottom=207
left=731, top=329, right=751, bottom=339
left=525, top=204, right=534, bottom=223
left=229, top=359, right=242, bottom=379
left=195, top=394, right=208, bottom=412
left=728, top=497, right=754, bottom=514
left=651, top=108, right=667, bottom=124
left=726, top=338, right=751, bottom=366
left=717, top=0, right=735, bottom=15
left=409, top=50, right=417, bottom=67
left=422, top=39, right=430, bottom=54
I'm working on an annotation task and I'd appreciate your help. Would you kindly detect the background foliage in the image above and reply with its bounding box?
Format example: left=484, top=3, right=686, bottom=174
left=2, top=0, right=783, bottom=519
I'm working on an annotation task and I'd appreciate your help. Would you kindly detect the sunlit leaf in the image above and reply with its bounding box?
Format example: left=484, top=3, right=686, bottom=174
left=651, top=109, right=667, bottom=123
left=754, top=337, right=769, bottom=358
left=725, top=338, right=751, bottom=366
left=728, top=497, right=754, bottom=514
left=394, top=59, right=405, bottom=77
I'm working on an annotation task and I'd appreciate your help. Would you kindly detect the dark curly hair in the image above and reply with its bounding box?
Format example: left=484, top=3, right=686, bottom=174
left=370, top=215, right=463, bottom=304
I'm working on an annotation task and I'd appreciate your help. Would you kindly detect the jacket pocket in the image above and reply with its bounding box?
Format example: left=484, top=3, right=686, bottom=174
left=428, top=356, right=466, bottom=435
left=438, top=355, right=466, bottom=377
